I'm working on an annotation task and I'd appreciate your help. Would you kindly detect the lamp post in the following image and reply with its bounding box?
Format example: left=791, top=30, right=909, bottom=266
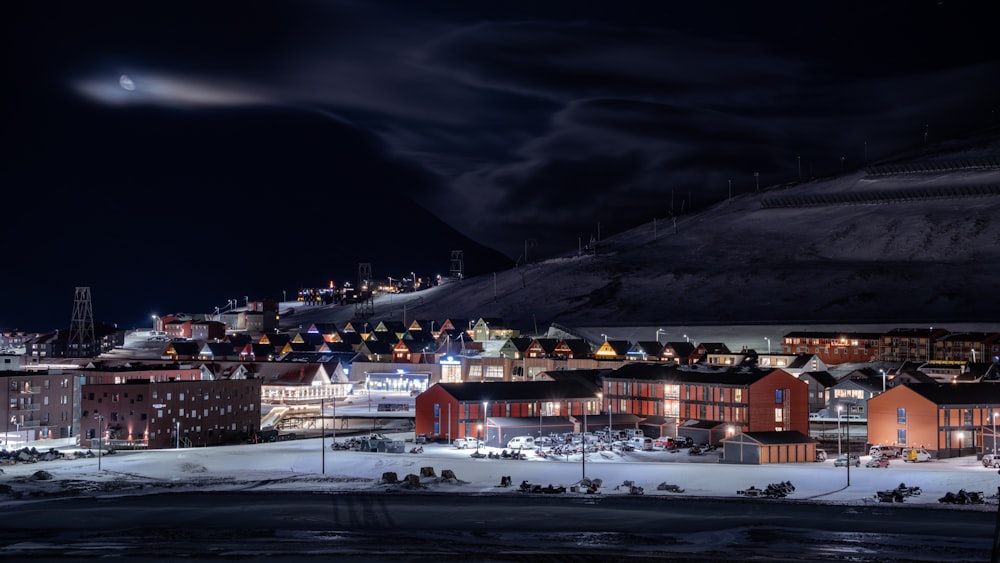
left=582, top=400, right=588, bottom=481
left=764, top=337, right=770, bottom=354
left=482, top=401, right=489, bottom=448
left=880, top=369, right=886, bottom=392
left=655, top=328, right=666, bottom=344
left=846, top=412, right=851, bottom=487
left=321, top=398, right=326, bottom=475
left=176, top=421, right=181, bottom=449
left=476, top=423, right=482, bottom=455
left=837, top=406, right=842, bottom=456
left=538, top=401, right=543, bottom=440
left=684, top=334, right=689, bottom=343
left=94, top=413, right=103, bottom=471
left=993, top=411, right=997, bottom=455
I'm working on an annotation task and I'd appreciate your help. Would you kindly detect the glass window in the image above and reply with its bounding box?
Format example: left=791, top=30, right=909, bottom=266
left=897, top=428, right=907, bottom=445
left=897, top=407, right=906, bottom=424
left=775, top=389, right=783, bottom=404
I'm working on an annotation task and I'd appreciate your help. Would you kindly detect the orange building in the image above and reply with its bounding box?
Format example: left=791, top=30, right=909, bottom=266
left=867, top=383, right=1000, bottom=458
left=603, top=364, right=809, bottom=436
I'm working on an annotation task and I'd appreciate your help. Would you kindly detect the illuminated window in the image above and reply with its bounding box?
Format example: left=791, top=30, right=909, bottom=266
left=774, top=408, right=783, bottom=422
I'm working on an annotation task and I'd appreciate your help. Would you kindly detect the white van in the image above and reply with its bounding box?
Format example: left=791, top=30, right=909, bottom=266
left=506, top=436, right=536, bottom=450
left=628, top=437, right=653, bottom=451
left=869, top=445, right=902, bottom=458
left=903, top=447, right=932, bottom=462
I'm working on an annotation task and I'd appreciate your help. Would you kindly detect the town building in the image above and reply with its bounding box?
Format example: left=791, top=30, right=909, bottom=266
left=867, top=382, right=1000, bottom=459
left=81, top=377, right=262, bottom=449
left=414, top=380, right=602, bottom=446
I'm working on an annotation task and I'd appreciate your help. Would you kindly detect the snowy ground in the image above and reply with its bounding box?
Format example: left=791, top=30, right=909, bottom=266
left=2, top=434, right=998, bottom=509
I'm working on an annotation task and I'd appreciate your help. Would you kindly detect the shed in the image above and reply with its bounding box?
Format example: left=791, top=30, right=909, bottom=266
left=677, top=419, right=730, bottom=445
left=721, top=431, right=818, bottom=464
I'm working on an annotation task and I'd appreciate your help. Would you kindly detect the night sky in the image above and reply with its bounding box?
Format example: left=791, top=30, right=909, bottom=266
left=3, top=1, right=998, bottom=332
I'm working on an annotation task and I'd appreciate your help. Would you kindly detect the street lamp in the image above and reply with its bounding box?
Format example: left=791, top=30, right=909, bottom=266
left=837, top=406, right=843, bottom=456
left=880, top=369, right=886, bottom=392
left=93, top=413, right=103, bottom=471
left=582, top=400, right=588, bottom=481
left=151, top=314, right=158, bottom=332
left=476, top=423, right=483, bottom=454
left=482, top=401, right=489, bottom=447
left=684, top=334, right=689, bottom=343
left=176, top=421, right=181, bottom=449
left=655, top=329, right=666, bottom=343
left=321, top=398, right=326, bottom=475
left=993, top=411, right=997, bottom=455
left=764, top=337, right=771, bottom=354
left=846, top=412, right=851, bottom=487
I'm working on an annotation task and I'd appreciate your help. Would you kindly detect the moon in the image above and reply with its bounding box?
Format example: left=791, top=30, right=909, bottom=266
left=119, top=74, right=135, bottom=91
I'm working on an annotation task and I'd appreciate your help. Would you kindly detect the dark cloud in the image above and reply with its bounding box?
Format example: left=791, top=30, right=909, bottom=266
left=3, top=0, right=999, bottom=329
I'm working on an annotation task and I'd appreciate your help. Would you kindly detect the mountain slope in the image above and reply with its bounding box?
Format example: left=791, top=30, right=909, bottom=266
left=285, top=127, right=1000, bottom=331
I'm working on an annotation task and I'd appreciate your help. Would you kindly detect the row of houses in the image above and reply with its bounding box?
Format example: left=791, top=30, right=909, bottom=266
left=5, top=351, right=1000, bottom=463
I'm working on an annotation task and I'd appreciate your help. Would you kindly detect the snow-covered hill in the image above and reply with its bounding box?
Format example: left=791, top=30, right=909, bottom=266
left=283, top=127, right=1000, bottom=332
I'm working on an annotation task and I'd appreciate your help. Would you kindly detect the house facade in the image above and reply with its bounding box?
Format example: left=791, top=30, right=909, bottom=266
left=781, top=331, right=881, bottom=365
left=414, top=380, right=601, bottom=446
left=602, top=363, right=809, bottom=438
left=1, top=370, right=80, bottom=442
left=867, top=383, right=1000, bottom=459
left=81, top=377, right=262, bottom=449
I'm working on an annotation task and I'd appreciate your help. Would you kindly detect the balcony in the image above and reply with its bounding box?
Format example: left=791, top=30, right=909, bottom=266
left=17, top=386, right=41, bottom=394
left=17, top=403, right=41, bottom=411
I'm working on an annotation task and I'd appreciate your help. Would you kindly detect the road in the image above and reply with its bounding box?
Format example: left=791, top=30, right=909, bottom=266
left=2, top=491, right=996, bottom=561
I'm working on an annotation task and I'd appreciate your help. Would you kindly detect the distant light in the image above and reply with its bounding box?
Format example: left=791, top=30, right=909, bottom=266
left=119, top=74, right=135, bottom=91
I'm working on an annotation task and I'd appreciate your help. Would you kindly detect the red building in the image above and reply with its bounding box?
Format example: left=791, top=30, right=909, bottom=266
left=414, top=380, right=601, bottom=446
left=604, top=363, right=809, bottom=437
left=81, top=377, right=261, bottom=449
left=781, top=331, right=881, bottom=365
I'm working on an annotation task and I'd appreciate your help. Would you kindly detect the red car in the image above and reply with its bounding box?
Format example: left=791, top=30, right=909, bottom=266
left=865, top=456, right=891, bottom=468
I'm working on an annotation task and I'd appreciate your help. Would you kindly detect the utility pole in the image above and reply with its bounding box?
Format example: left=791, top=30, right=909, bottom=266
left=728, top=179, right=732, bottom=204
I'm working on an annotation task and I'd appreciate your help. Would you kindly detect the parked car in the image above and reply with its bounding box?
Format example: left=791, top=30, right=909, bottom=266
left=865, top=456, right=890, bottom=468
left=653, top=437, right=675, bottom=449
left=833, top=454, right=860, bottom=467
left=982, top=453, right=1000, bottom=468
left=869, top=445, right=902, bottom=459
left=903, top=447, right=932, bottom=462
left=506, top=436, right=536, bottom=450
left=815, top=448, right=828, bottom=462
left=453, top=437, right=484, bottom=449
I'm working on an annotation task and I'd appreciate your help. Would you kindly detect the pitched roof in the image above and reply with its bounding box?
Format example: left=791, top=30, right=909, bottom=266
left=902, top=382, right=1000, bottom=405
left=733, top=431, right=818, bottom=445
left=607, top=362, right=779, bottom=385
left=799, top=371, right=838, bottom=387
